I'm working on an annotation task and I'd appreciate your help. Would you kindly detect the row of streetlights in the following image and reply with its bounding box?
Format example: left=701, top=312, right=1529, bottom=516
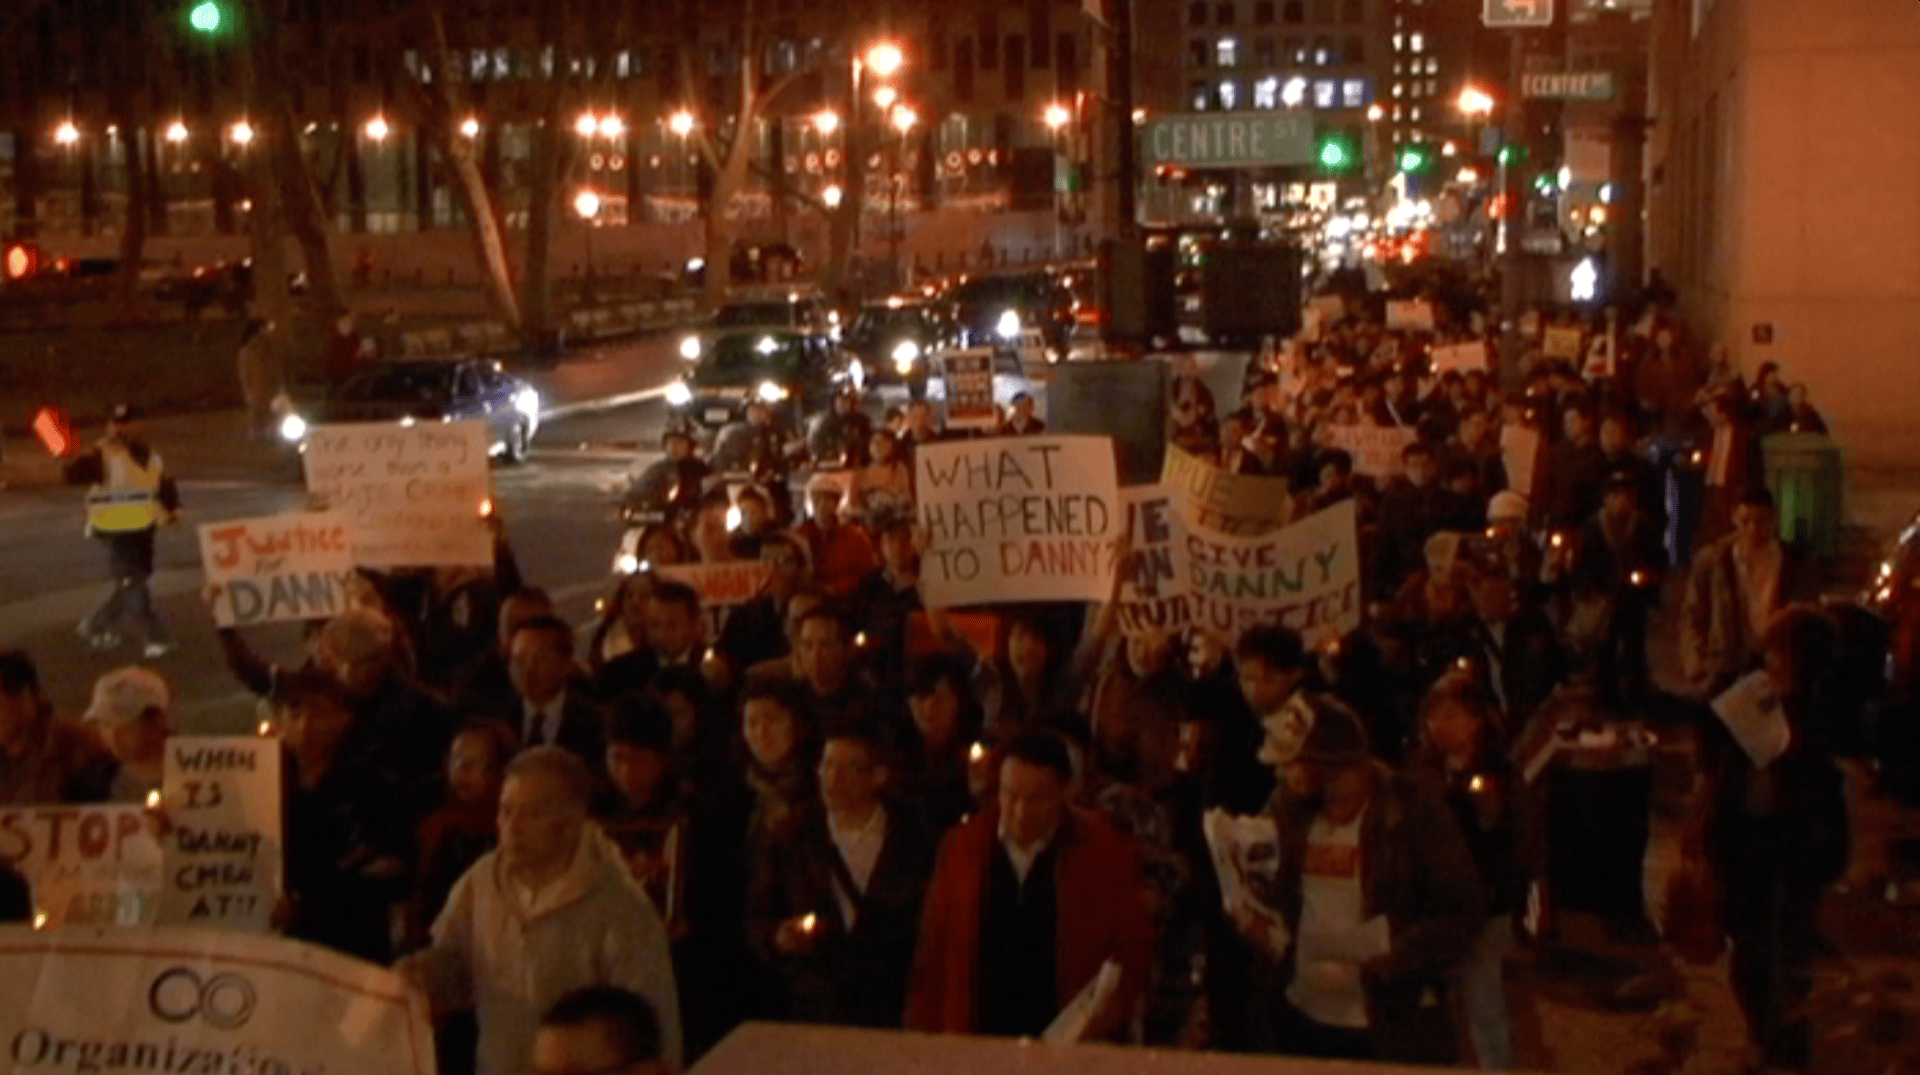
left=47, top=109, right=711, bottom=147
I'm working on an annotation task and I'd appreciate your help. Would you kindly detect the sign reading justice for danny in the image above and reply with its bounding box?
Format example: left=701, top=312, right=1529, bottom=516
left=915, top=436, right=1120, bottom=608
left=197, top=512, right=354, bottom=628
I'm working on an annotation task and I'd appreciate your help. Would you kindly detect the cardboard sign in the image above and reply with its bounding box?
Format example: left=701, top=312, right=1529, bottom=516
left=1162, top=445, right=1294, bottom=537
left=156, top=737, right=283, bottom=933
left=1583, top=330, right=1617, bottom=378
left=0, top=928, right=433, bottom=1075
left=303, top=421, right=493, bottom=568
left=1386, top=300, right=1435, bottom=332
left=1115, top=486, right=1191, bottom=638
left=659, top=561, right=775, bottom=638
left=0, top=806, right=164, bottom=928
left=1323, top=425, right=1420, bottom=480
left=1431, top=340, right=1489, bottom=374
left=942, top=349, right=997, bottom=429
left=915, top=436, right=1120, bottom=608
left=197, top=513, right=354, bottom=628
left=1177, top=500, right=1363, bottom=645
left=1543, top=326, right=1584, bottom=360
left=1500, top=423, right=1545, bottom=503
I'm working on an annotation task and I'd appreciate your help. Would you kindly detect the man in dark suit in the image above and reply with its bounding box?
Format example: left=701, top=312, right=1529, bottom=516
left=507, top=615, right=607, bottom=768
left=748, top=722, right=936, bottom=1027
left=1569, top=469, right=1667, bottom=705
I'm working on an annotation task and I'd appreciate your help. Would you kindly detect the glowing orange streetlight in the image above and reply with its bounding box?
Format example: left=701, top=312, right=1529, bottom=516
left=667, top=109, right=696, bottom=137
left=364, top=114, right=391, bottom=141
left=864, top=42, right=904, bottom=78
left=1043, top=102, right=1071, bottom=131
left=812, top=109, right=841, bottom=135
left=1457, top=86, right=1495, bottom=117
left=574, top=112, right=599, bottom=137
left=229, top=120, right=255, bottom=146
left=873, top=85, right=898, bottom=110
left=165, top=120, right=189, bottom=144
left=53, top=121, right=79, bottom=145
left=459, top=116, right=481, bottom=139
left=891, top=106, right=918, bottom=133
left=598, top=113, right=625, bottom=138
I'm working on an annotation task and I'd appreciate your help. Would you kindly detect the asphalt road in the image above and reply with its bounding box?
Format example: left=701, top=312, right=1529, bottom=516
left=0, top=398, right=678, bottom=734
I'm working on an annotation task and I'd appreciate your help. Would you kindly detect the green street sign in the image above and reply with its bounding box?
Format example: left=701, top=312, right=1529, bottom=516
left=1521, top=71, right=1615, bottom=101
left=1143, top=113, right=1316, bottom=170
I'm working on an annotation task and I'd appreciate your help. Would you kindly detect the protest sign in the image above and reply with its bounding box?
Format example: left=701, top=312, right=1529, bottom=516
left=303, top=421, right=493, bottom=568
left=156, top=737, right=282, bottom=933
left=1177, top=500, right=1362, bottom=644
left=1543, top=326, right=1584, bottom=360
left=1114, top=485, right=1191, bottom=638
left=1386, top=299, right=1435, bottom=331
left=1161, top=445, right=1294, bottom=537
left=1501, top=423, right=1545, bottom=503
left=915, top=436, right=1120, bottom=608
left=1047, top=361, right=1168, bottom=486
left=197, top=513, right=354, bottom=628
left=0, top=927, right=434, bottom=1075
left=0, top=806, right=164, bottom=928
left=1323, top=425, right=1419, bottom=480
left=942, top=349, right=997, bottom=429
left=659, top=561, right=775, bottom=638
left=1430, top=340, right=1489, bottom=374
left=1583, top=330, right=1617, bottom=378
left=1712, top=671, right=1791, bottom=768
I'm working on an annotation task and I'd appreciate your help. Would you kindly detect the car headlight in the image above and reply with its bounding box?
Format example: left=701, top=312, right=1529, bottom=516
left=513, top=387, right=541, bottom=419
left=891, top=340, right=920, bottom=373
left=757, top=380, right=789, bottom=403
left=277, top=413, right=308, bottom=443
left=399, top=416, right=417, bottom=427
left=665, top=381, right=693, bottom=407
left=614, top=553, right=641, bottom=575
left=679, top=336, right=701, bottom=360
left=995, top=310, right=1021, bottom=339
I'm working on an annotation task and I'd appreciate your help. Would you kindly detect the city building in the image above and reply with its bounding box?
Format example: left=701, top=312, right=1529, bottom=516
left=1646, top=0, right=1920, bottom=465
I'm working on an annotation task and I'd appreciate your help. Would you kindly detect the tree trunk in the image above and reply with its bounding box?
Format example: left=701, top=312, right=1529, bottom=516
left=521, top=103, right=566, bottom=353
left=438, top=128, right=522, bottom=331
left=11, top=127, right=40, bottom=238
left=113, top=125, right=151, bottom=309
left=244, top=146, right=295, bottom=399
left=268, top=99, right=345, bottom=317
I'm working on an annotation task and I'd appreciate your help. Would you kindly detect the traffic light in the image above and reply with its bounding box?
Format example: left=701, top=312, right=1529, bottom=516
left=188, top=0, right=224, bottom=33
left=1397, top=145, right=1432, bottom=174
left=1317, top=133, right=1355, bottom=171
left=1498, top=143, right=1529, bottom=167
left=3, top=242, right=37, bottom=281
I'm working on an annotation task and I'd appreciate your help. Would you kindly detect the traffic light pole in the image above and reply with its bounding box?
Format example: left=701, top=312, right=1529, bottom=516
left=1112, top=0, right=1138, bottom=239
left=1498, top=27, right=1528, bottom=390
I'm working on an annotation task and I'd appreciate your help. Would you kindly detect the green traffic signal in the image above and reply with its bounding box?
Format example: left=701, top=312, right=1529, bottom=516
left=1397, top=146, right=1430, bottom=174
left=189, top=0, right=223, bottom=33
left=1498, top=144, right=1530, bottom=166
left=1318, top=137, right=1352, bottom=170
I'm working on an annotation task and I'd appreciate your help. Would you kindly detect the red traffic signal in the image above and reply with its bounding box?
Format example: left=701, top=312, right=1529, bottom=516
left=3, top=242, right=38, bottom=281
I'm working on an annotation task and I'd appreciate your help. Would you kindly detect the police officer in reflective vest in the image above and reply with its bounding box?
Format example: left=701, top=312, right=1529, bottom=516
left=63, top=405, right=180, bottom=657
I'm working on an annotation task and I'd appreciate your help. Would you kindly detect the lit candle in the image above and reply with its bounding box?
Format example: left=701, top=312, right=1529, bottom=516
left=144, top=790, right=161, bottom=810
left=1630, top=570, right=1647, bottom=587
left=257, top=720, right=274, bottom=737
left=1468, top=775, right=1486, bottom=794
left=799, top=913, right=818, bottom=934
left=854, top=631, right=868, bottom=648
left=32, top=912, right=47, bottom=931
left=968, top=742, right=987, bottom=763
left=1550, top=532, right=1565, bottom=549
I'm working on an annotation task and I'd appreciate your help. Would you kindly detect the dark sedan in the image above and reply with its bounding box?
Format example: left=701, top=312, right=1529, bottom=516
left=663, top=330, right=847, bottom=434
left=280, top=358, right=543, bottom=462
left=845, top=297, right=941, bottom=390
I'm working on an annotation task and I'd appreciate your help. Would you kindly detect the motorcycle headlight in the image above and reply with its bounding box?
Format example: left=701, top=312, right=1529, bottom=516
left=995, top=310, right=1021, bottom=340
left=891, top=340, right=920, bottom=373
left=679, top=336, right=701, bottom=360
left=665, top=381, right=693, bottom=407
left=277, top=413, right=308, bottom=443
left=756, top=380, right=789, bottom=403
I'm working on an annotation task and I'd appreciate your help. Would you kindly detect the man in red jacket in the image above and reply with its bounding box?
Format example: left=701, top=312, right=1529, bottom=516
left=907, top=730, right=1152, bottom=1039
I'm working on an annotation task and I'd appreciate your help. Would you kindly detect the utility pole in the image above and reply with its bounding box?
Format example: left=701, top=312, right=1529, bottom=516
left=1112, top=0, right=1138, bottom=240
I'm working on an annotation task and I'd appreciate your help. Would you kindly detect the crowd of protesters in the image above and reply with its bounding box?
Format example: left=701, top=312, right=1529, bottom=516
left=0, top=286, right=1862, bottom=1075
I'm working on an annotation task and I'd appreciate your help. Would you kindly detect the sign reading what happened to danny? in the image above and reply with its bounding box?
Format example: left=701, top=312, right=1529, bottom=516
left=915, top=436, right=1120, bottom=608
left=156, top=737, right=283, bottom=934
left=0, top=927, right=434, bottom=1075
left=1177, top=499, right=1362, bottom=645
left=197, top=512, right=354, bottom=628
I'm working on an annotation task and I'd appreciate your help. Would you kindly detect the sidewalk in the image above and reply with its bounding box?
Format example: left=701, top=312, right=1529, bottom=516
left=0, top=332, right=679, bottom=489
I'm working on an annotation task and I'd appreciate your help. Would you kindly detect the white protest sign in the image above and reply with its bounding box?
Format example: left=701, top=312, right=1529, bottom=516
left=197, top=513, right=354, bottom=628
left=1162, top=445, right=1294, bottom=537
left=1583, top=330, right=1617, bottom=378
left=659, top=561, right=776, bottom=639
left=1543, top=326, right=1584, bottom=360
left=916, top=436, right=1120, bottom=608
left=0, top=927, right=434, bottom=1075
left=1431, top=340, right=1489, bottom=374
left=1501, top=423, right=1545, bottom=503
left=156, top=737, right=283, bottom=933
left=0, top=806, right=163, bottom=928
left=1177, top=499, right=1362, bottom=645
left=1387, top=299, right=1435, bottom=332
left=1711, top=670, right=1792, bottom=768
left=303, top=421, right=493, bottom=568
left=1323, top=425, right=1420, bottom=480
left=1115, top=486, right=1190, bottom=638
left=943, top=348, right=998, bottom=429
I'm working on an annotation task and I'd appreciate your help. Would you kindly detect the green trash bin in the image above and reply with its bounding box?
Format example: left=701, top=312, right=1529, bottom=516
left=1761, top=432, right=1845, bottom=559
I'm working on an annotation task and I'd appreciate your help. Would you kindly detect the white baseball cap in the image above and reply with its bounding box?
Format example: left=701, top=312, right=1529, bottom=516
left=84, top=667, right=172, bottom=727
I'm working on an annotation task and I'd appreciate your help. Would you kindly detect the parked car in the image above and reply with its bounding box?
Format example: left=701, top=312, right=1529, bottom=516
left=279, top=357, right=542, bottom=463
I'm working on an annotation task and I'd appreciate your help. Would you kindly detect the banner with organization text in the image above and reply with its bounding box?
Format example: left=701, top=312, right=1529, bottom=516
left=197, top=513, right=355, bottom=628
left=915, top=436, right=1120, bottom=608
left=0, top=927, right=434, bottom=1075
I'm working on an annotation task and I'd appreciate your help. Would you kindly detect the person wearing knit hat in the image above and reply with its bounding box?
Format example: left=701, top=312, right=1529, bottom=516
left=84, top=666, right=174, bottom=804
left=1237, top=693, right=1485, bottom=1064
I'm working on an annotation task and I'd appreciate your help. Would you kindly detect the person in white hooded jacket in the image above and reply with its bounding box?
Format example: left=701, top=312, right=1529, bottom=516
left=403, top=746, right=682, bottom=1074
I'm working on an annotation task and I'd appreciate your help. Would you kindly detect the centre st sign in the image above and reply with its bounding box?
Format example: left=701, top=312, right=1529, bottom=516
left=1483, top=0, right=1553, bottom=27
left=1143, top=113, right=1315, bottom=170
left=1521, top=71, right=1616, bottom=101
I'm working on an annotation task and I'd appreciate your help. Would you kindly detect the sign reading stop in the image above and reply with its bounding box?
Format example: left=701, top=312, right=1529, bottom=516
left=1143, top=113, right=1316, bottom=170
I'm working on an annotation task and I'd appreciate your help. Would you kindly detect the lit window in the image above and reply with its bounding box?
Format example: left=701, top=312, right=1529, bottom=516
left=1218, top=37, right=1239, bottom=66
left=1392, top=104, right=1403, bottom=121
left=1427, top=57, right=1439, bottom=74
left=1219, top=80, right=1239, bottom=108
left=1392, top=81, right=1403, bottom=98
left=1282, top=76, right=1307, bottom=106
left=1393, top=62, right=1403, bottom=75
left=1343, top=79, right=1366, bottom=106
left=1191, top=83, right=1212, bottom=109
left=1392, top=32, right=1403, bottom=50
left=1254, top=76, right=1280, bottom=108
left=1410, top=32, right=1423, bottom=52
left=1411, top=106, right=1422, bottom=121
left=616, top=51, right=631, bottom=78
left=1314, top=46, right=1329, bottom=65
left=1314, top=80, right=1335, bottom=107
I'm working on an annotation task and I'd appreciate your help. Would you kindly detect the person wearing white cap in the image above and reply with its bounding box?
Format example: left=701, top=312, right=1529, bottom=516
left=84, top=666, right=174, bottom=804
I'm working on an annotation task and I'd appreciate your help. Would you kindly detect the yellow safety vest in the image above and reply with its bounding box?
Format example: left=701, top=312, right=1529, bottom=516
left=85, top=441, right=164, bottom=535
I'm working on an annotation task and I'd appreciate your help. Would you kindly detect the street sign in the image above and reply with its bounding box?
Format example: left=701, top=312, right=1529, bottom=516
left=1484, top=0, right=1553, bottom=27
left=1143, top=113, right=1316, bottom=170
left=1521, top=71, right=1616, bottom=101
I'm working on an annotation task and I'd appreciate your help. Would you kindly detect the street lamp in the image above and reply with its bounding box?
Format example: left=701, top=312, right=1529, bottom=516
left=888, top=106, right=918, bottom=286
left=165, top=120, right=189, bottom=144
left=574, top=112, right=599, bottom=138
left=873, top=85, right=898, bottom=110
left=598, top=114, right=625, bottom=139
left=667, top=109, right=696, bottom=137
left=574, top=189, right=601, bottom=279
left=891, top=107, right=917, bottom=134
left=459, top=116, right=481, bottom=139
left=53, top=121, right=79, bottom=146
left=364, top=114, right=391, bottom=141
left=229, top=120, right=254, bottom=146
left=813, top=109, right=840, bottom=135
left=1457, top=86, right=1495, bottom=117
left=1367, top=104, right=1385, bottom=122
left=864, top=42, right=904, bottom=79
left=1043, top=103, right=1072, bottom=260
